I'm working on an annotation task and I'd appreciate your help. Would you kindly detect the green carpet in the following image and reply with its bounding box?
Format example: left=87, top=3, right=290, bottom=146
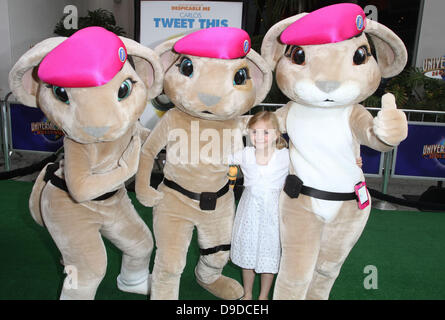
left=0, top=180, right=444, bottom=300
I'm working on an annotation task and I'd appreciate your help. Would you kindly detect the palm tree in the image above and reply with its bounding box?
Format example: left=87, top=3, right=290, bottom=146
left=54, top=8, right=126, bottom=37
left=251, top=0, right=320, bottom=103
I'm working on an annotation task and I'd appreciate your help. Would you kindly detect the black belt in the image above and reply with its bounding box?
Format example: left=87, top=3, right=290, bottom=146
left=163, top=177, right=230, bottom=211
left=44, top=163, right=119, bottom=201
left=200, top=244, right=231, bottom=256
left=284, top=174, right=357, bottom=201
left=300, top=185, right=357, bottom=201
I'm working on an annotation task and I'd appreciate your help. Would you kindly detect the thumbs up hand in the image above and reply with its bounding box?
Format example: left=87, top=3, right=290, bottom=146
left=373, top=93, right=408, bottom=146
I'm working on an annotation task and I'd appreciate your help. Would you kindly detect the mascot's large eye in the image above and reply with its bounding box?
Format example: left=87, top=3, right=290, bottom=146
left=118, top=79, right=134, bottom=101
left=178, top=57, right=193, bottom=77
left=52, top=86, right=69, bottom=104
left=353, top=46, right=370, bottom=65
left=233, top=68, right=249, bottom=86
left=291, top=46, right=305, bottom=65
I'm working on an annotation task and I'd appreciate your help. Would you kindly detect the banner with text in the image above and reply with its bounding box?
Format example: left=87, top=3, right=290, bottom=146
left=415, top=0, right=445, bottom=80
left=140, top=1, right=243, bottom=48
left=361, top=145, right=383, bottom=176
left=138, top=1, right=244, bottom=129
left=392, top=122, right=445, bottom=180
left=9, top=103, right=64, bottom=153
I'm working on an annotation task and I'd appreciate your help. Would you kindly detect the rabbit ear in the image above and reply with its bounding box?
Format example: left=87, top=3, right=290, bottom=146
left=9, top=37, right=66, bottom=107
left=120, top=37, right=164, bottom=100
left=365, top=19, right=407, bottom=78
left=261, top=13, right=307, bottom=70
left=154, top=36, right=185, bottom=72
left=246, top=49, right=273, bottom=105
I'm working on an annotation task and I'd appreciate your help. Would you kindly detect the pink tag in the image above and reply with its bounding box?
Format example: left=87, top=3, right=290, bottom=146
left=355, top=181, right=370, bottom=210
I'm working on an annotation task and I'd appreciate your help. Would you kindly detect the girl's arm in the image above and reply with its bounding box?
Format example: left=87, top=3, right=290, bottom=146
left=227, top=148, right=244, bottom=165
left=356, top=156, right=363, bottom=168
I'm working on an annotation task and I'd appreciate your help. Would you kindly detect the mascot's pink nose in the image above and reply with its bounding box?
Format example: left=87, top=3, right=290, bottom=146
left=83, top=126, right=110, bottom=138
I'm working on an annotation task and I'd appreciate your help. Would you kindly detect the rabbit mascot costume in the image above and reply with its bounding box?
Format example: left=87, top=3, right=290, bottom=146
left=135, top=27, right=272, bottom=300
left=260, top=3, right=408, bottom=299
left=9, top=27, right=164, bottom=299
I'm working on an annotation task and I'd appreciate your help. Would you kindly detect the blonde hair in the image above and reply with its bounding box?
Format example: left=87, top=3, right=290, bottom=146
left=247, top=111, right=288, bottom=150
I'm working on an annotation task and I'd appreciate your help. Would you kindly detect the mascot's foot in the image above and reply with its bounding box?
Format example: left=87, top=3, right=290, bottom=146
left=196, top=272, right=244, bottom=300
left=117, top=273, right=151, bottom=295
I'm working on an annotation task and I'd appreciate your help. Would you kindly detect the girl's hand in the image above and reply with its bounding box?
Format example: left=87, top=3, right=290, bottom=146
left=356, top=156, right=363, bottom=168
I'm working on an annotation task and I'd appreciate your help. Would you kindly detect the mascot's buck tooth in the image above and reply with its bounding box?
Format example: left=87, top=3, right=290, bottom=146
left=135, top=27, right=272, bottom=300
left=260, top=3, right=409, bottom=299
left=9, top=27, right=164, bottom=299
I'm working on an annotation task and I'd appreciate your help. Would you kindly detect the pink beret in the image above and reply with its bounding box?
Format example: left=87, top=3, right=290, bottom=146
left=174, top=27, right=251, bottom=59
left=38, top=26, right=127, bottom=87
left=281, top=3, right=367, bottom=46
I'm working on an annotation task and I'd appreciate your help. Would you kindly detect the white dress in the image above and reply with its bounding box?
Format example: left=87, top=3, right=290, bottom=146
left=229, top=147, right=289, bottom=273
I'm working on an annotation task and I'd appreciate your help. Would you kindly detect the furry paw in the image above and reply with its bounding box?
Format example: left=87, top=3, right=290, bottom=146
left=136, top=186, right=164, bottom=207
left=196, top=275, right=244, bottom=300
left=373, top=93, right=408, bottom=146
left=117, top=274, right=151, bottom=295
left=119, top=135, right=141, bottom=174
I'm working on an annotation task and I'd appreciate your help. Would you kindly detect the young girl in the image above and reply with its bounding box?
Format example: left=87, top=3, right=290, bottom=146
left=228, top=111, right=364, bottom=300
left=229, top=111, right=289, bottom=300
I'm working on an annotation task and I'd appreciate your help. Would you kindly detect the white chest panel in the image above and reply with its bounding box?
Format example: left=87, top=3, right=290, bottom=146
left=286, top=102, right=362, bottom=221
